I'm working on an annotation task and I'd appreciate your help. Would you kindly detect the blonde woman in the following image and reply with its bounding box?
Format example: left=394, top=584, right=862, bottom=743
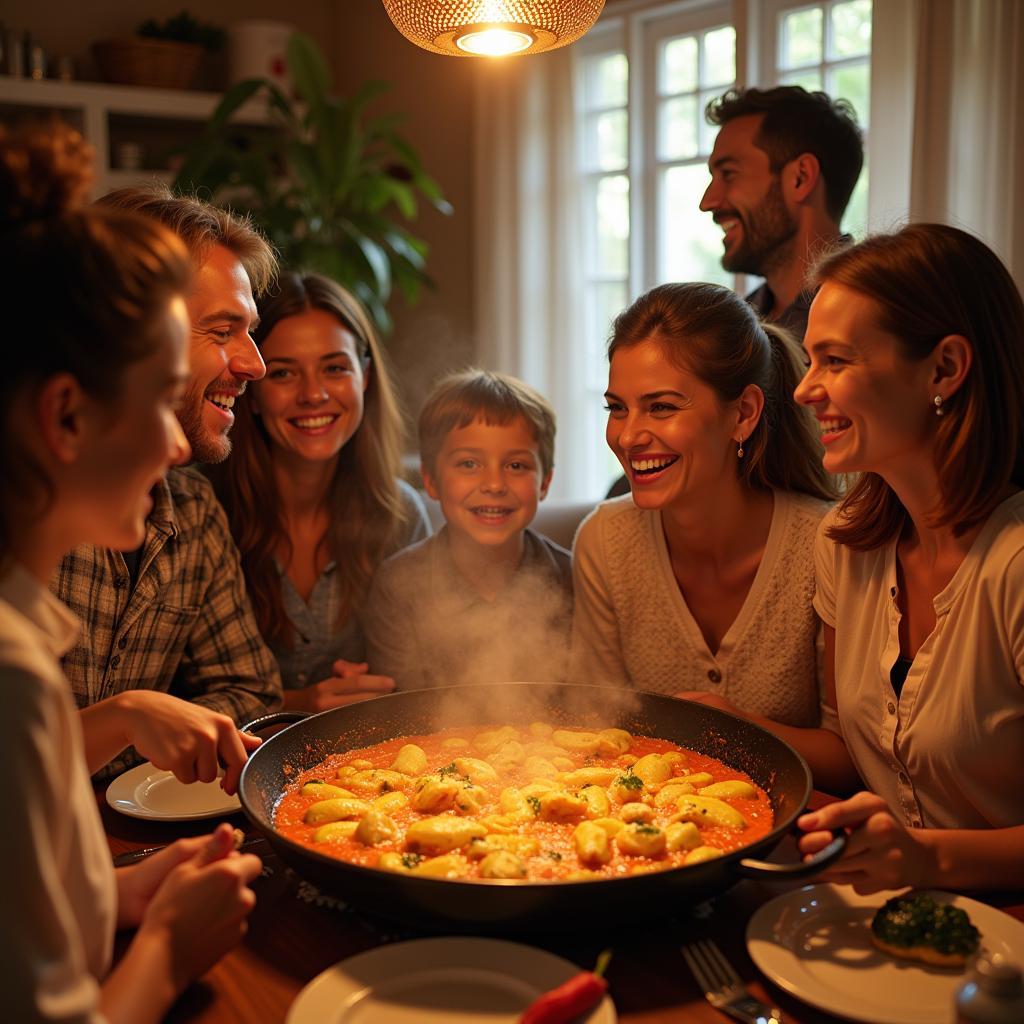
left=212, top=272, right=429, bottom=711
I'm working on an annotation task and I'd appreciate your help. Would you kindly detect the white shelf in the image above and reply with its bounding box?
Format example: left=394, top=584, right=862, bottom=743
left=0, top=77, right=272, bottom=197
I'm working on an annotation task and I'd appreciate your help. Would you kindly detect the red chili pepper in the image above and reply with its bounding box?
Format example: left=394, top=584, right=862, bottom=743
left=519, top=950, right=612, bottom=1024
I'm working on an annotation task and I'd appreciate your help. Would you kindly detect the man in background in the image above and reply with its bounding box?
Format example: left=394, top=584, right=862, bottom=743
left=700, top=85, right=863, bottom=340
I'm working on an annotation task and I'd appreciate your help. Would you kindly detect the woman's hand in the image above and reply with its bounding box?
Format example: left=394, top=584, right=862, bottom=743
left=673, top=691, right=740, bottom=715
left=797, top=791, right=936, bottom=893
left=283, top=660, right=396, bottom=713
left=82, top=691, right=260, bottom=795
left=133, top=823, right=262, bottom=996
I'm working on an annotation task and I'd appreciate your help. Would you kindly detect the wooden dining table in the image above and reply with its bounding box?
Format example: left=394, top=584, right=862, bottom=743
left=99, top=789, right=1024, bottom=1024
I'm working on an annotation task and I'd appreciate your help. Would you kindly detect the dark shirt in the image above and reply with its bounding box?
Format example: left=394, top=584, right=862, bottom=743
left=745, top=282, right=813, bottom=342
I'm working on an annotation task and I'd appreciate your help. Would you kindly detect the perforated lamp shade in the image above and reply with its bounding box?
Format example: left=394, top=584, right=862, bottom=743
left=380, top=0, right=606, bottom=57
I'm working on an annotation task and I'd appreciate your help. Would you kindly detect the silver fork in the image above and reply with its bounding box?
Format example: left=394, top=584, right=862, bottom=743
left=682, top=939, right=783, bottom=1024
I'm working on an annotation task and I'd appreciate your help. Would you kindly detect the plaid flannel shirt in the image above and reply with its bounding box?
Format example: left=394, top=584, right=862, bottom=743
left=52, top=466, right=283, bottom=781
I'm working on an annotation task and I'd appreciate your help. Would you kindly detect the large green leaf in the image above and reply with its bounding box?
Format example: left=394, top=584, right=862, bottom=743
left=287, top=32, right=331, bottom=106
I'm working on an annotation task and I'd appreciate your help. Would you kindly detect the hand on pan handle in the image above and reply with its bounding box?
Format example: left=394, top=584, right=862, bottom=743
left=282, top=659, right=396, bottom=713
left=797, top=791, right=936, bottom=894
left=108, top=690, right=261, bottom=795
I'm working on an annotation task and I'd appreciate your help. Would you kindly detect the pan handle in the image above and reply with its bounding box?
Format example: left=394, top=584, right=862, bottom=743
left=735, top=828, right=846, bottom=879
left=241, top=711, right=310, bottom=737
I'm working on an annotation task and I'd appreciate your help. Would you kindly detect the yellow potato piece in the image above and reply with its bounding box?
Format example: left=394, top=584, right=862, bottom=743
left=616, top=822, right=667, bottom=857
left=354, top=808, right=400, bottom=846
left=472, top=726, right=520, bottom=755
left=452, top=783, right=488, bottom=816
left=410, top=777, right=461, bottom=813
left=663, top=751, right=687, bottom=768
left=301, top=782, right=356, bottom=801
left=372, top=791, right=409, bottom=814
left=552, top=756, right=575, bottom=771
left=312, top=820, right=359, bottom=843
left=304, top=797, right=371, bottom=825
left=699, top=780, right=757, bottom=799
left=537, top=790, right=589, bottom=822
left=665, top=821, right=702, bottom=852
left=573, top=820, right=612, bottom=865
left=347, top=759, right=373, bottom=770
left=405, top=816, right=487, bottom=854
left=528, top=721, right=554, bottom=739
left=559, top=766, right=618, bottom=788
left=672, top=794, right=746, bottom=830
left=452, top=757, right=500, bottom=786
left=480, top=814, right=518, bottom=834
left=441, top=737, right=470, bottom=749
left=654, top=782, right=696, bottom=807
left=499, top=787, right=533, bottom=821
left=619, top=801, right=655, bottom=823
left=345, top=769, right=413, bottom=796
left=479, top=850, right=527, bottom=879
left=632, top=753, right=672, bottom=786
left=551, top=729, right=602, bottom=755
left=390, top=744, right=428, bottom=776
left=411, top=853, right=469, bottom=878
left=524, top=756, right=559, bottom=779
left=685, top=845, right=724, bottom=865
left=489, top=740, right=527, bottom=769
left=593, top=817, right=625, bottom=838
left=579, top=785, right=611, bottom=819
left=681, top=772, right=714, bottom=789
left=465, top=834, right=540, bottom=860
left=609, top=773, right=646, bottom=804
left=597, top=728, right=632, bottom=756
left=377, top=851, right=406, bottom=871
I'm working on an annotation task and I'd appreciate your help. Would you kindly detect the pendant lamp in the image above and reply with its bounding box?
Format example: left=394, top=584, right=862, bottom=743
left=380, top=0, right=606, bottom=58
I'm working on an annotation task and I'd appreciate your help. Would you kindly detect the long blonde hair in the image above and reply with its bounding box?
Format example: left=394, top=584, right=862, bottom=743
left=212, top=273, right=409, bottom=647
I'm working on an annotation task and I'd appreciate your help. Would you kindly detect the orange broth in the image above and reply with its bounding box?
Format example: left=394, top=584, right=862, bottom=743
left=274, top=725, right=774, bottom=881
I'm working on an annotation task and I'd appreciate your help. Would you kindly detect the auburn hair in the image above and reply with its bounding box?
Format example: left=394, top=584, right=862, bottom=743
left=819, top=224, right=1024, bottom=550
left=211, top=272, right=409, bottom=647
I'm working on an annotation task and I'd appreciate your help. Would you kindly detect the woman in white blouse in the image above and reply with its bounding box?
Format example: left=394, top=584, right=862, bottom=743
left=695, top=224, right=1024, bottom=892
left=569, top=282, right=837, bottom=724
left=790, top=223, right=1024, bottom=893
left=0, top=124, right=261, bottom=1023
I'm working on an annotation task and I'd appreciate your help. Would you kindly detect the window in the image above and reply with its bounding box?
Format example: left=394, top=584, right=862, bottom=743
left=569, top=0, right=872, bottom=499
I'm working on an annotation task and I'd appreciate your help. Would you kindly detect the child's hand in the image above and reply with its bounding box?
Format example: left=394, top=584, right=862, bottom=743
left=134, top=823, right=261, bottom=995
left=283, top=661, right=395, bottom=713
left=797, top=792, right=936, bottom=893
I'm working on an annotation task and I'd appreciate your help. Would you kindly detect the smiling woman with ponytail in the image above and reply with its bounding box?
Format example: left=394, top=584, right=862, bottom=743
left=569, top=282, right=837, bottom=726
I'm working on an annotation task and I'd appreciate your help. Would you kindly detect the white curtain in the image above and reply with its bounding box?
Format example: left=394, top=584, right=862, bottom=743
left=471, top=53, right=590, bottom=500
left=870, top=0, right=1024, bottom=287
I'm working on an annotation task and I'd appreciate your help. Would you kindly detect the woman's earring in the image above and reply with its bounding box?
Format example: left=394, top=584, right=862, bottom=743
left=737, top=441, right=745, bottom=458
left=933, top=394, right=944, bottom=417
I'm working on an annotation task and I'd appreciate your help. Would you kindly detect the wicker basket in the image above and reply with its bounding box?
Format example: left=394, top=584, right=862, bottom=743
left=93, top=37, right=203, bottom=90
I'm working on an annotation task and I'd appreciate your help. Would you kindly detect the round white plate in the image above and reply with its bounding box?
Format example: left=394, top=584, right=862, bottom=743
left=105, top=761, right=241, bottom=821
left=747, top=884, right=1024, bottom=1024
left=286, top=937, right=617, bottom=1024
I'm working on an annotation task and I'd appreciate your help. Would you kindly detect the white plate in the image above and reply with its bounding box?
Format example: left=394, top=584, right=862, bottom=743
left=286, top=937, right=617, bottom=1024
left=105, top=761, right=241, bottom=821
left=747, top=884, right=1024, bottom=1024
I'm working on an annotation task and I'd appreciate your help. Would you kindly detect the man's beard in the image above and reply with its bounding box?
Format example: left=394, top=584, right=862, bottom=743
left=721, top=178, right=798, bottom=276
left=176, top=380, right=232, bottom=465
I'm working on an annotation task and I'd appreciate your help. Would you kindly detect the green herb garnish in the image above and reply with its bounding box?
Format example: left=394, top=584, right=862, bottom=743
left=400, top=852, right=423, bottom=869
left=616, top=770, right=643, bottom=790
left=526, top=795, right=542, bottom=816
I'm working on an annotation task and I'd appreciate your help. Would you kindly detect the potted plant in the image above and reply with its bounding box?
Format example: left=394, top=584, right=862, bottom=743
left=172, top=32, right=451, bottom=332
left=94, top=11, right=224, bottom=90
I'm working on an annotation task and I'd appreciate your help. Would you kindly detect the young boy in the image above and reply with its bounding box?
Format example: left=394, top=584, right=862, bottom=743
left=363, top=369, right=572, bottom=689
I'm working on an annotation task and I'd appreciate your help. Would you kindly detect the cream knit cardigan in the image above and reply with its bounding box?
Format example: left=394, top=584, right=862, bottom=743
left=569, top=491, right=830, bottom=726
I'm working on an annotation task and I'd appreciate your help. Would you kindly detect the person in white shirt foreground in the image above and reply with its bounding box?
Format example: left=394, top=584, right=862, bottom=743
left=0, top=123, right=260, bottom=1023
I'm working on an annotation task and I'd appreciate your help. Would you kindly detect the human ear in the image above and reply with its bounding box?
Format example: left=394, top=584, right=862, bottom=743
left=931, top=334, right=973, bottom=400
left=36, top=373, right=90, bottom=465
left=785, top=153, right=821, bottom=203
left=421, top=464, right=441, bottom=501
left=538, top=469, right=553, bottom=501
left=734, top=383, right=765, bottom=444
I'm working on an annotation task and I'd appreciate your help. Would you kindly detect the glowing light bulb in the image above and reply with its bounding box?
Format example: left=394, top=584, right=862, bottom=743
left=455, top=27, right=534, bottom=57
